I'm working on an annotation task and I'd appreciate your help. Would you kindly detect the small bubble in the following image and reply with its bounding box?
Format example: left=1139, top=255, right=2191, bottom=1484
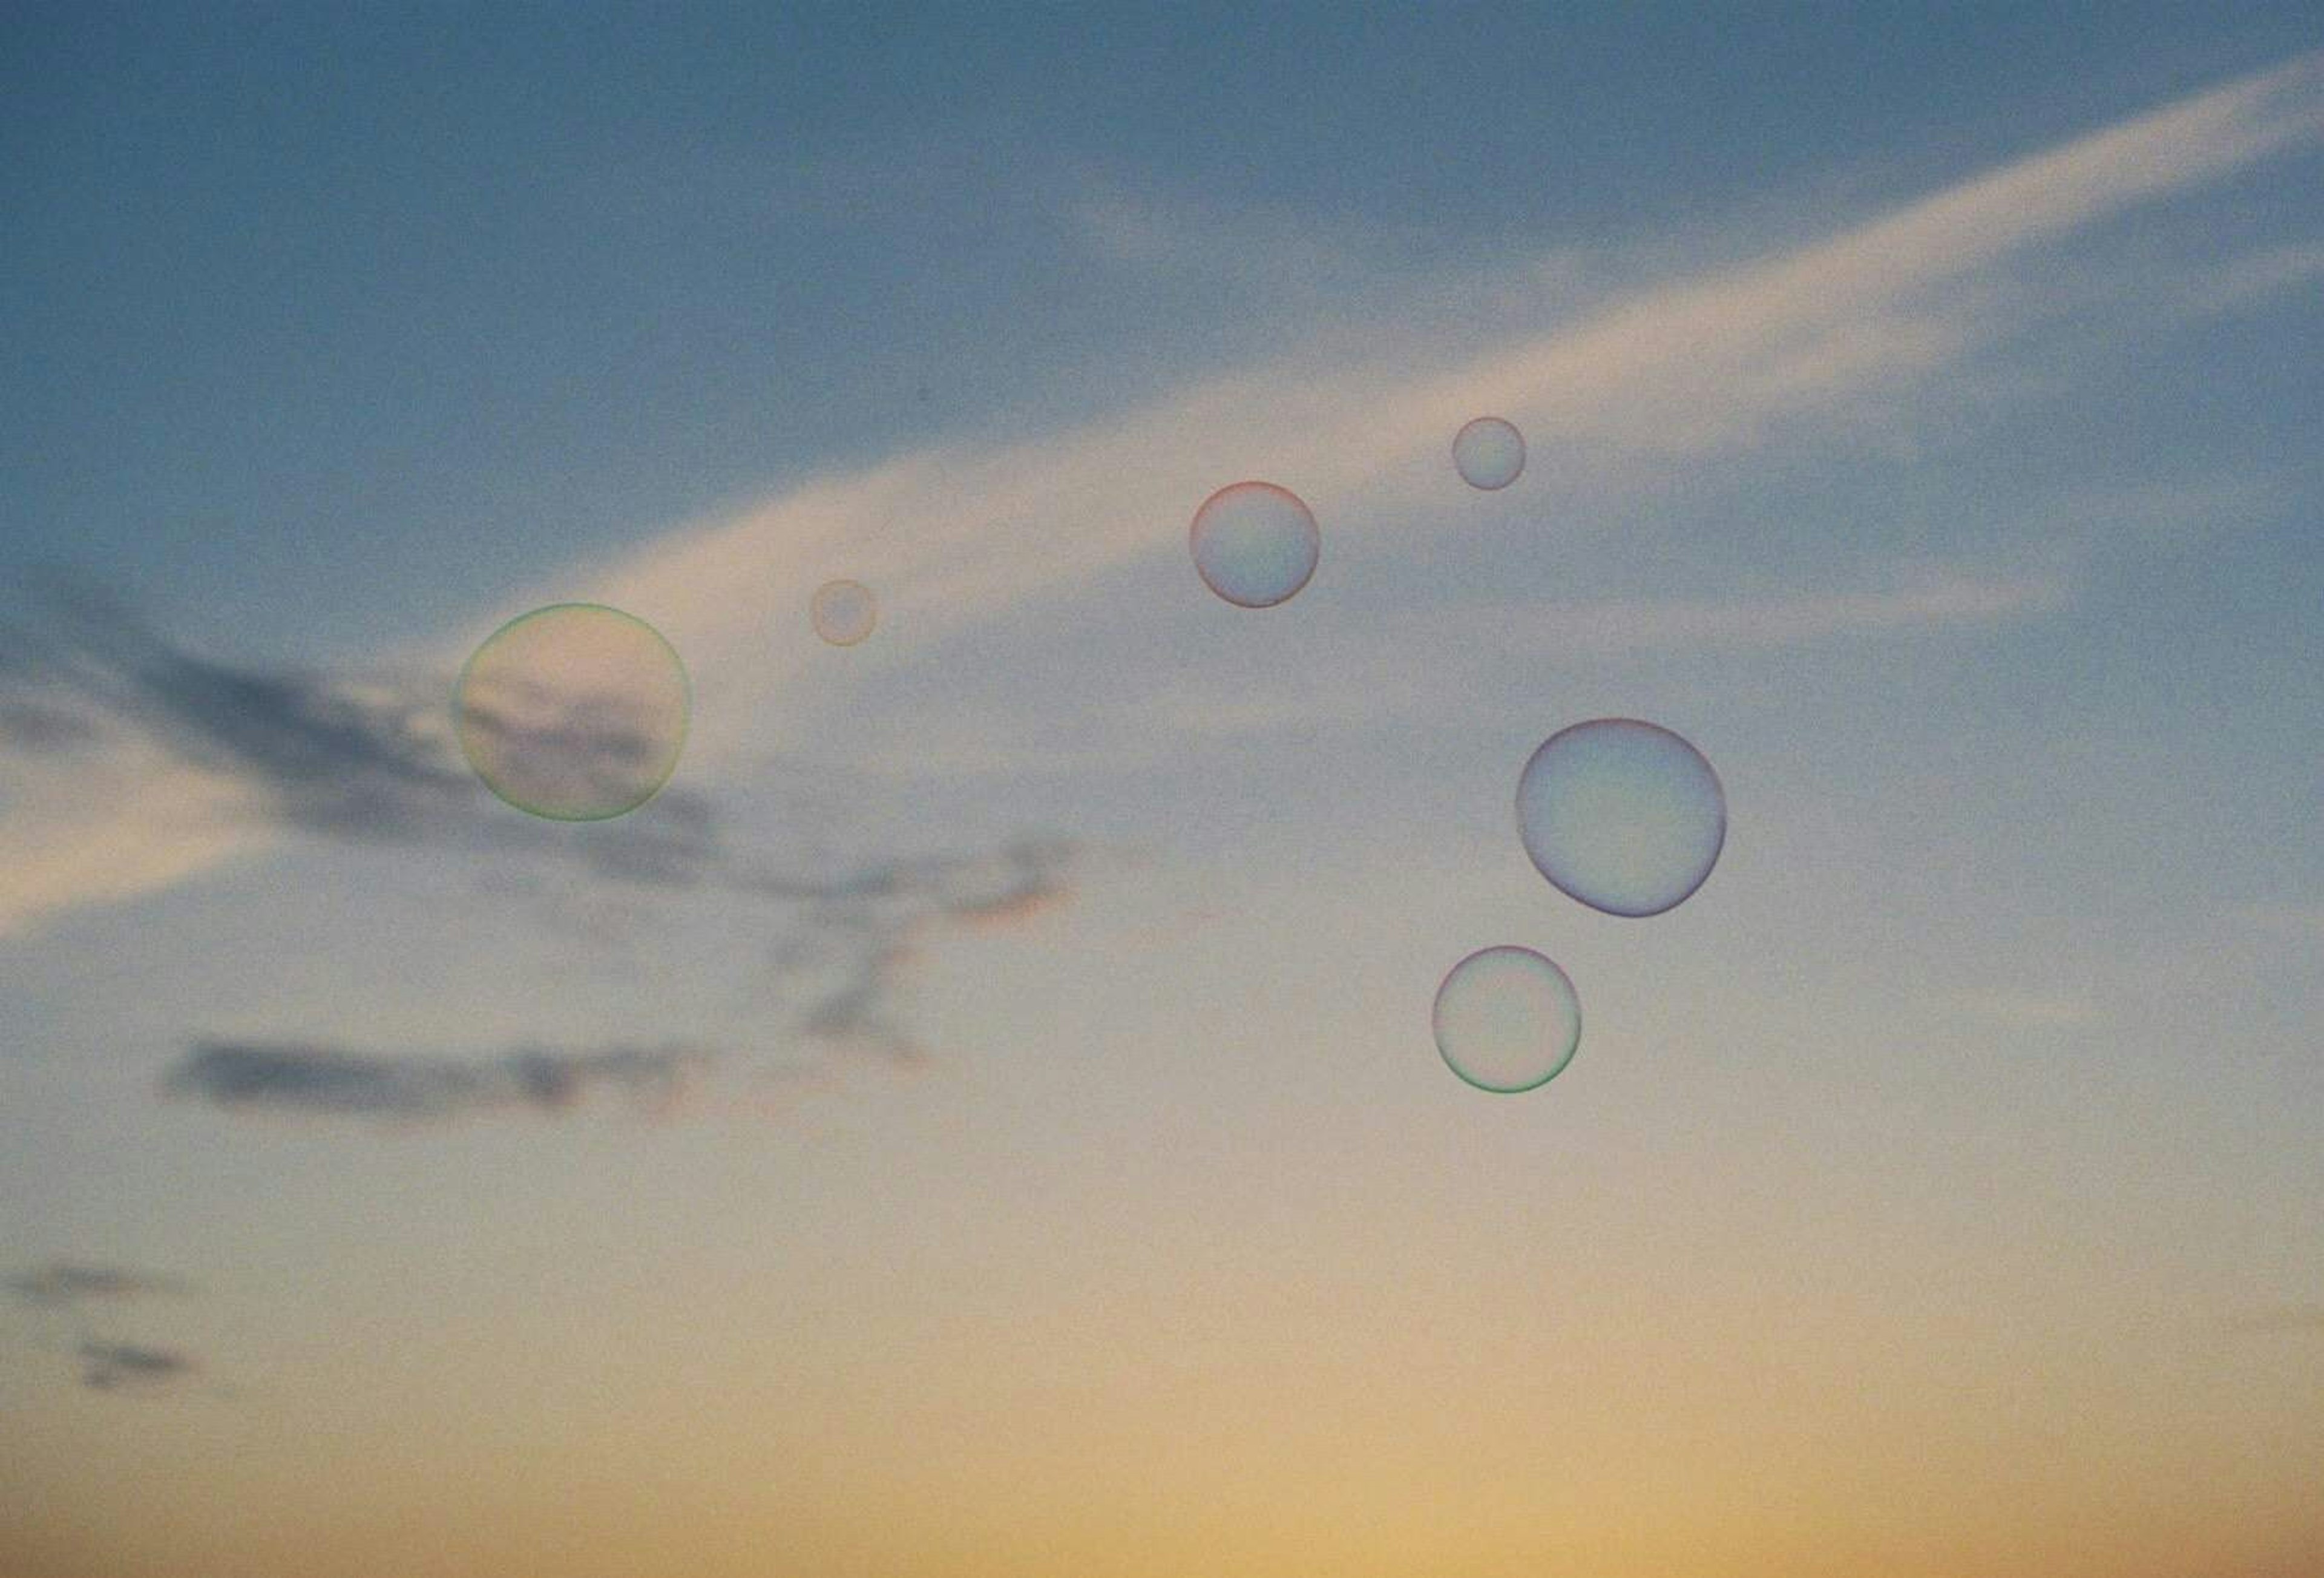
left=1517, top=718, right=1725, bottom=917
left=1433, top=945, right=1581, bottom=1093
left=1189, top=481, right=1320, bottom=608
left=812, top=579, right=878, bottom=646
left=455, top=604, right=689, bottom=821
left=1452, top=416, right=1526, bottom=490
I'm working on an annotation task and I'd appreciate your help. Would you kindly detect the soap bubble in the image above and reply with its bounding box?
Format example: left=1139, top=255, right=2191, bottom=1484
left=812, top=579, right=878, bottom=646
left=1432, top=945, right=1581, bottom=1093
left=1189, top=481, right=1319, bottom=608
left=1517, top=718, right=1724, bottom=917
left=455, top=603, right=689, bottom=821
left=1452, top=416, right=1525, bottom=490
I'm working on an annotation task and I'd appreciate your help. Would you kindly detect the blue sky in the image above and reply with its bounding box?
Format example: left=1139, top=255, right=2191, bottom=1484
left=6, top=3, right=2316, bottom=662
left=3, top=9, right=2322, bottom=1577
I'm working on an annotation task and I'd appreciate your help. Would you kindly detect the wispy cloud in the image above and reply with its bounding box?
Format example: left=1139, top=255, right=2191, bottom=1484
left=582, top=51, right=2322, bottom=763
left=162, top=1039, right=712, bottom=1125
left=140, top=839, right=1073, bottom=1123
left=76, top=1340, right=197, bottom=1393
left=7, top=1263, right=191, bottom=1309
left=0, top=597, right=1080, bottom=1076
left=0, top=590, right=719, bottom=882
left=5, top=1261, right=203, bottom=1396
left=763, top=838, right=1078, bottom=1067
left=4, top=53, right=2319, bottom=935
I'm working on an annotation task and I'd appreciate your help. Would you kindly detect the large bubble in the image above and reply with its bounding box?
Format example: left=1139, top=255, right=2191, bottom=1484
left=1516, top=718, right=1724, bottom=917
left=812, top=579, right=878, bottom=646
left=1189, top=481, right=1320, bottom=608
left=1452, top=416, right=1526, bottom=490
left=1432, top=945, right=1581, bottom=1093
left=455, top=603, right=690, bottom=821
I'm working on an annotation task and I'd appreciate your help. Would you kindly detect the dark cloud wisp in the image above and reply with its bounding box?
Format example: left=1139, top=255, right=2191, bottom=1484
left=7, top=593, right=1081, bottom=1092
left=6, top=1262, right=191, bottom=1309
left=162, top=1039, right=713, bottom=1124
left=77, top=1340, right=197, bottom=1392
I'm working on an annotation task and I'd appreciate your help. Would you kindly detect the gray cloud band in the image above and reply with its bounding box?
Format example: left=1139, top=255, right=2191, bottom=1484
left=4, top=592, right=1077, bottom=1104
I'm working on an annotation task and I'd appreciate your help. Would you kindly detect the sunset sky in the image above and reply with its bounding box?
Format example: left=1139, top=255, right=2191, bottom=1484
left=4, top=7, right=2321, bottom=1576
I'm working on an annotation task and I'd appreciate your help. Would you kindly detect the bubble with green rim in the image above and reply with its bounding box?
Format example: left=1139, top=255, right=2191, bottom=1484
left=455, top=603, right=690, bottom=821
left=1432, top=945, right=1582, bottom=1094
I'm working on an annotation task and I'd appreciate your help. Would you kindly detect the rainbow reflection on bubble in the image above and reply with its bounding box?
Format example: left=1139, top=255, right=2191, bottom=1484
left=1432, top=945, right=1581, bottom=1093
left=455, top=603, right=690, bottom=821
left=812, top=579, right=878, bottom=646
left=1452, top=416, right=1526, bottom=490
left=1517, top=718, right=1725, bottom=918
left=1189, top=481, right=1320, bottom=608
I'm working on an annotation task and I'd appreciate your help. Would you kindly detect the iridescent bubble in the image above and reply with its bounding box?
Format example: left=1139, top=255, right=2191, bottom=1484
left=1189, top=481, right=1319, bottom=608
left=1452, top=416, right=1525, bottom=490
left=812, top=579, right=878, bottom=646
left=1517, top=718, right=1725, bottom=918
left=1432, top=945, right=1581, bottom=1093
left=455, top=603, right=689, bottom=821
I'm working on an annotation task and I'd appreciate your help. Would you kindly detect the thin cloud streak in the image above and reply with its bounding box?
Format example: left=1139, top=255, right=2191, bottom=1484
left=7, top=1263, right=192, bottom=1309
left=162, top=1039, right=714, bottom=1125
left=587, top=51, right=2320, bottom=755
left=76, top=1340, right=197, bottom=1393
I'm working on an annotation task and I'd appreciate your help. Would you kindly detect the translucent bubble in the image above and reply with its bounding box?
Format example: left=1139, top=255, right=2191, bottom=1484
left=1432, top=945, right=1581, bottom=1093
left=455, top=603, right=689, bottom=821
left=1189, top=481, right=1319, bottom=608
left=812, top=579, right=878, bottom=646
left=1517, top=718, right=1725, bottom=917
left=1452, top=416, right=1526, bottom=490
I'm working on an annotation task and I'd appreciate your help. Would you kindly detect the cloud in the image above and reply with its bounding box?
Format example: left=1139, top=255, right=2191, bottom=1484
left=6, top=1263, right=191, bottom=1309
left=4, top=52, right=2320, bottom=935
left=155, top=833, right=1065, bottom=1125
left=0, top=599, right=1080, bottom=1073
left=3, top=1263, right=204, bottom=1396
left=577, top=51, right=2323, bottom=769
left=762, top=838, right=1078, bottom=1067
left=0, top=590, right=721, bottom=883
left=76, top=1340, right=197, bottom=1393
left=162, top=1039, right=713, bottom=1125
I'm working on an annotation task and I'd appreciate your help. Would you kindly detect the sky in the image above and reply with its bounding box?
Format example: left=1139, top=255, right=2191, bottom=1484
left=2, top=6, right=2321, bottom=1576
